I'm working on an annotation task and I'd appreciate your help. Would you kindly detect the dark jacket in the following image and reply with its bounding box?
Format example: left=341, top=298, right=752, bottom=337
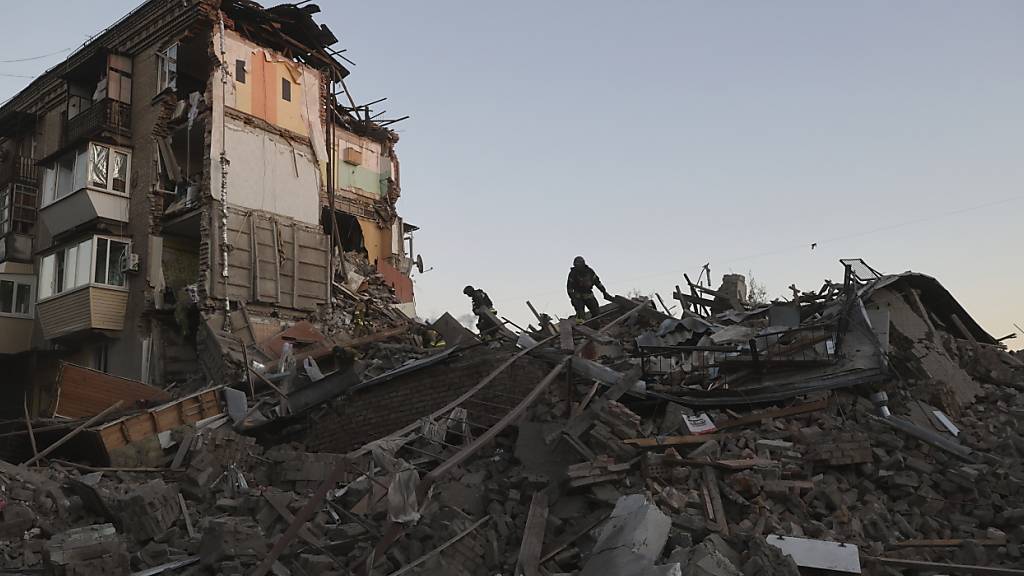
left=467, top=289, right=494, bottom=311
left=567, top=265, right=605, bottom=298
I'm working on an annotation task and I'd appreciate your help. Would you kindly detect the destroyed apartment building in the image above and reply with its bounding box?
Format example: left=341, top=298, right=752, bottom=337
left=0, top=4, right=1024, bottom=576
left=0, top=0, right=419, bottom=411
left=0, top=233, right=1021, bottom=576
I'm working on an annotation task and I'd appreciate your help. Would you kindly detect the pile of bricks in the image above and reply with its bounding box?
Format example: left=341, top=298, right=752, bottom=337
left=45, top=524, right=130, bottom=576
left=803, top=431, right=873, bottom=465
left=117, top=480, right=181, bottom=541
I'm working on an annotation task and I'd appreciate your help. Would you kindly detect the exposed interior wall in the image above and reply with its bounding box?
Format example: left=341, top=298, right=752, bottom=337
left=357, top=218, right=391, bottom=267
left=334, top=130, right=390, bottom=200
left=220, top=29, right=327, bottom=163
left=221, top=114, right=321, bottom=224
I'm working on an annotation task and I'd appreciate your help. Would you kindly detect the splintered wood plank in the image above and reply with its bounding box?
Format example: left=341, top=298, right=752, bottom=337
left=516, top=492, right=549, bottom=576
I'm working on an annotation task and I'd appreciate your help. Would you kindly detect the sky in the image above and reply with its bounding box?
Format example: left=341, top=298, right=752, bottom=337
left=2, top=1, right=1022, bottom=348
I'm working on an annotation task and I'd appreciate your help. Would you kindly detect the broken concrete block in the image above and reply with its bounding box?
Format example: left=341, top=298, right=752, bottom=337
left=117, top=480, right=181, bottom=542
left=46, top=524, right=130, bottom=576
left=580, top=495, right=675, bottom=576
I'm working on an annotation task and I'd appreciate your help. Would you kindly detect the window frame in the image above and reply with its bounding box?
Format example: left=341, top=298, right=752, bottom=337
left=281, top=78, right=291, bottom=102
left=37, top=234, right=130, bottom=303
left=156, top=43, right=178, bottom=94
left=0, top=274, right=35, bottom=319
left=235, top=59, right=247, bottom=84
left=39, top=143, right=131, bottom=208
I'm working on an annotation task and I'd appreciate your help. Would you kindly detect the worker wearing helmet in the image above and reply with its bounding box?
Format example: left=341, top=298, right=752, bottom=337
left=463, top=285, right=498, bottom=337
left=567, top=256, right=610, bottom=322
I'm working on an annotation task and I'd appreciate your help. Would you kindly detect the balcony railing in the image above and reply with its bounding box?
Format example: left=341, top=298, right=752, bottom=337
left=0, top=155, right=39, bottom=186
left=63, top=98, right=131, bottom=148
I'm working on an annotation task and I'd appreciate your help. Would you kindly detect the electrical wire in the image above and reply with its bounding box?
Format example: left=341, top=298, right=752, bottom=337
left=0, top=47, right=72, bottom=63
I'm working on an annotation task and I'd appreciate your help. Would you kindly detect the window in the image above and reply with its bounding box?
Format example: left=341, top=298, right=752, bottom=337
left=235, top=59, right=246, bottom=84
left=94, top=237, right=128, bottom=287
left=40, top=144, right=130, bottom=206
left=0, top=276, right=34, bottom=318
left=281, top=78, right=291, bottom=102
left=157, top=43, right=178, bottom=93
left=38, top=236, right=129, bottom=300
left=0, top=188, right=9, bottom=236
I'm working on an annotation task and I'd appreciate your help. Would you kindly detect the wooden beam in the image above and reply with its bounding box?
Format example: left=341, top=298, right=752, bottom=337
left=703, top=466, right=728, bottom=536
left=865, top=557, right=1024, bottom=575
left=23, top=401, right=124, bottom=466
left=623, top=433, right=723, bottom=448
left=889, top=538, right=1006, bottom=549
left=23, top=392, right=37, bottom=464
left=715, top=398, right=829, bottom=431
left=515, top=492, right=549, bottom=576
left=539, top=509, right=608, bottom=564
left=385, top=516, right=490, bottom=576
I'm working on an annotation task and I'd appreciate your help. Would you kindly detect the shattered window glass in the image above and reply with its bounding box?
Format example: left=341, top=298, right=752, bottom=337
left=112, top=151, right=128, bottom=193
left=107, top=239, right=128, bottom=286
left=90, top=143, right=109, bottom=188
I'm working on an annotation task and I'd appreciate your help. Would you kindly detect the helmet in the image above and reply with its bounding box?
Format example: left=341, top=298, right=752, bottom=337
left=573, top=256, right=586, bottom=267
left=463, top=285, right=474, bottom=295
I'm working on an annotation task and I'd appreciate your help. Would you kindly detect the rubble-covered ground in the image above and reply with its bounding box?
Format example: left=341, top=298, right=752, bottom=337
left=2, top=260, right=1023, bottom=576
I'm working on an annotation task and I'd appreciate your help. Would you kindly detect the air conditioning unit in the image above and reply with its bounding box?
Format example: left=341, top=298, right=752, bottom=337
left=121, top=253, right=140, bottom=273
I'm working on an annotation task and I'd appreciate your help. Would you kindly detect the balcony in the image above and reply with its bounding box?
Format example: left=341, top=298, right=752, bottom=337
left=38, top=142, right=131, bottom=237
left=63, top=98, right=131, bottom=150
left=39, top=187, right=129, bottom=238
left=0, top=155, right=39, bottom=187
left=36, top=285, right=128, bottom=340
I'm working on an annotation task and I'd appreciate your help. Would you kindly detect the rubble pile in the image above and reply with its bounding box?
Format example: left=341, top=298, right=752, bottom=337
left=1, top=259, right=1023, bottom=575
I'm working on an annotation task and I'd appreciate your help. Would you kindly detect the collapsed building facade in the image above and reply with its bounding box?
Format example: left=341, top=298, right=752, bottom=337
left=0, top=0, right=418, bottom=411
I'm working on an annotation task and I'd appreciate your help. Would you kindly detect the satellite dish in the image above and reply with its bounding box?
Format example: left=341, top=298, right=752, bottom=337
left=415, top=254, right=425, bottom=274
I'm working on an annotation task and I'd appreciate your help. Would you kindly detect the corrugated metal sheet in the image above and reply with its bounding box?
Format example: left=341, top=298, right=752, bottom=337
left=53, top=362, right=171, bottom=418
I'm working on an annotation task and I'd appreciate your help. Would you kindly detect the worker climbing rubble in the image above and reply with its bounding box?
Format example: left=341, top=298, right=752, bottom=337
left=567, top=256, right=611, bottom=322
left=463, top=285, right=499, bottom=338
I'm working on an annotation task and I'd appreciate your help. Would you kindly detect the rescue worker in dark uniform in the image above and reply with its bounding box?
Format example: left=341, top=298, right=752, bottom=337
left=567, top=256, right=610, bottom=321
left=464, top=285, right=498, bottom=337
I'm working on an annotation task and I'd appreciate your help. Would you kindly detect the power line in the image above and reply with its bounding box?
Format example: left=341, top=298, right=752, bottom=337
left=0, top=73, right=37, bottom=79
left=0, top=47, right=72, bottom=64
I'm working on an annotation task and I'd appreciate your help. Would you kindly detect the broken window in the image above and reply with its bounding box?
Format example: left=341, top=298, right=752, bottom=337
left=112, top=151, right=128, bottom=193
left=95, top=236, right=129, bottom=286
left=90, top=144, right=109, bottom=187
left=40, top=144, right=130, bottom=205
left=282, top=78, right=291, bottom=102
left=235, top=59, right=247, bottom=84
left=157, top=43, right=178, bottom=93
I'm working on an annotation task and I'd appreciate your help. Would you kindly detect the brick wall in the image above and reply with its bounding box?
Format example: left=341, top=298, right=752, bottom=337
left=305, top=349, right=552, bottom=454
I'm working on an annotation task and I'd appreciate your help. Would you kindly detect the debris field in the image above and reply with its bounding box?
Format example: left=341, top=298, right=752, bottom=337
left=1, top=257, right=1023, bottom=576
